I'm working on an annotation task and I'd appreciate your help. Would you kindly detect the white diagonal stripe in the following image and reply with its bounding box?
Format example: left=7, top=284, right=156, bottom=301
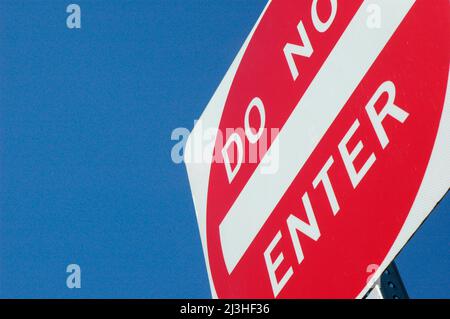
left=219, top=0, right=416, bottom=274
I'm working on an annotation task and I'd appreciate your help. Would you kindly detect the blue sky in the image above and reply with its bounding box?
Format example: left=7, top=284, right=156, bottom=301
left=0, top=1, right=448, bottom=298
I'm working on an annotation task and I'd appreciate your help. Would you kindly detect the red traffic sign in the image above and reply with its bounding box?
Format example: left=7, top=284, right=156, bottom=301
left=185, top=0, right=449, bottom=298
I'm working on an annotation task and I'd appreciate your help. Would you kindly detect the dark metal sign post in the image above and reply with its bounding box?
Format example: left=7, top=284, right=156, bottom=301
left=379, top=262, right=409, bottom=299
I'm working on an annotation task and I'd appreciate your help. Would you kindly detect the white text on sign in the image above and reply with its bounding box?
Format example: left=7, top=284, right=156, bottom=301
left=264, top=81, right=409, bottom=297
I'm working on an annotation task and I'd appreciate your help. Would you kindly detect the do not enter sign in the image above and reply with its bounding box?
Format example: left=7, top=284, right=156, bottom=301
left=185, top=0, right=449, bottom=298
